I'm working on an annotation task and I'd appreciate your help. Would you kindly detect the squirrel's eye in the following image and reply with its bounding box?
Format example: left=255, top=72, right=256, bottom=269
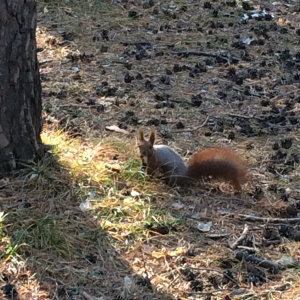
left=149, top=146, right=152, bottom=150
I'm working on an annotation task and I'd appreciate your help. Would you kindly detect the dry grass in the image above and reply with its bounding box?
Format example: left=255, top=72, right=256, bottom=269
left=0, top=125, right=177, bottom=299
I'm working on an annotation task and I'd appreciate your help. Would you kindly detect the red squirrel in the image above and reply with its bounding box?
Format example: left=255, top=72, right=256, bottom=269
left=138, top=127, right=247, bottom=191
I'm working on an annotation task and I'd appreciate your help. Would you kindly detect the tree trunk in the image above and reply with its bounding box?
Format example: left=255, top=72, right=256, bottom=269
left=0, top=0, right=42, bottom=172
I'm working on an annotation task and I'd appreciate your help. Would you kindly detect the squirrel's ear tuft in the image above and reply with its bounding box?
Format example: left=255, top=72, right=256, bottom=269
left=138, top=128, right=144, bottom=142
left=149, top=126, right=156, bottom=145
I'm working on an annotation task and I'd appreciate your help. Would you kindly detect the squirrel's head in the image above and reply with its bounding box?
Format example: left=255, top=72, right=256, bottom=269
left=138, top=127, right=156, bottom=166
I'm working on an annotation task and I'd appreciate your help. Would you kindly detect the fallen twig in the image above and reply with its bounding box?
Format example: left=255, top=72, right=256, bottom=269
left=232, top=86, right=265, bottom=98
left=205, top=233, right=230, bottom=239
left=105, top=125, right=130, bottom=135
left=82, top=291, right=109, bottom=300
left=59, top=104, right=99, bottom=109
left=236, top=251, right=300, bottom=272
left=236, top=251, right=283, bottom=272
left=227, top=113, right=264, bottom=121
left=186, top=288, right=232, bottom=297
left=262, top=239, right=281, bottom=247
left=229, top=224, right=249, bottom=250
left=220, top=211, right=300, bottom=224
left=170, top=50, right=231, bottom=63
left=121, top=41, right=153, bottom=47
left=171, top=116, right=210, bottom=133
left=39, top=59, right=53, bottom=66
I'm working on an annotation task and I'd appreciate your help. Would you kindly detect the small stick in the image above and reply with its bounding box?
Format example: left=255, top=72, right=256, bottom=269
left=227, top=113, right=264, bottom=121
left=171, top=116, right=210, bottom=133
left=229, top=224, right=249, bottom=250
left=59, top=104, right=99, bottom=109
left=170, top=50, right=230, bottom=63
left=82, top=291, right=108, bottom=300
left=220, top=211, right=300, bottom=224
left=205, top=233, right=230, bottom=239
left=235, top=251, right=283, bottom=271
left=39, top=59, right=53, bottom=66
left=121, top=41, right=153, bottom=47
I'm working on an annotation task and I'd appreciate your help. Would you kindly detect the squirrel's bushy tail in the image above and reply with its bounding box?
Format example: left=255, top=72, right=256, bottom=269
left=187, top=148, right=247, bottom=191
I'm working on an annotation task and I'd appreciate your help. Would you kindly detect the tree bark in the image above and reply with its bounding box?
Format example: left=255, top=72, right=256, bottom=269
left=0, top=0, right=42, bottom=172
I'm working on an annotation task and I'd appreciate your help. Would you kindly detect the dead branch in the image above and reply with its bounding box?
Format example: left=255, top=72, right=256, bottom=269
left=262, top=239, right=281, bottom=247
left=82, top=291, right=109, bottom=300
left=59, top=104, right=99, bottom=109
left=226, top=113, right=264, bottom=121
left=229, top=224, right=249, bottom=250
left=168, top=98, right=195, bottom=105
left=170, top=50, right=230, bottom=63
left=220, top=211, right=300, bottom=224
left=236, top=251, right=284, bottom=272
left=120, top=41, right=153, bottom=47
left=236, top=251, right=300, bottom=272
left=186, top=288, right=232, bottom=297
left=232, top=86, right=265, bottom=98
left=39, top=59, right=53, bottom=66
left=205, top=233, right=230, bottom=239
left=171, top=116, right=210, bottom=133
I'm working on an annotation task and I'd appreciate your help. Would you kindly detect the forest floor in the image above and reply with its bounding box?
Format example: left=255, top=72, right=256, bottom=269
left=1, top=0, right=300, bottom=299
